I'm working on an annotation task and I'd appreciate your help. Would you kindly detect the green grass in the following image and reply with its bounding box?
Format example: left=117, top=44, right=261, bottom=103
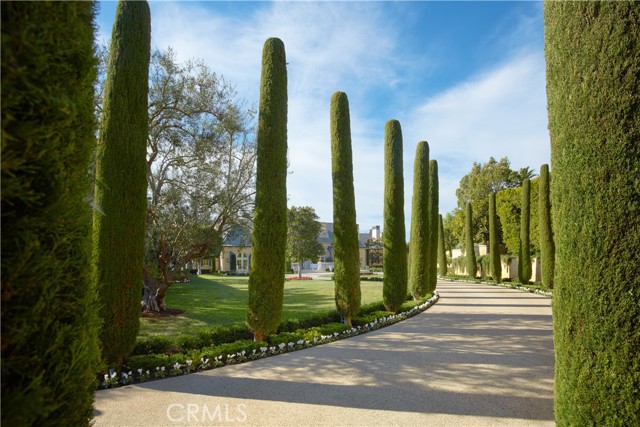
left=139, top=275, right=384, bottom=338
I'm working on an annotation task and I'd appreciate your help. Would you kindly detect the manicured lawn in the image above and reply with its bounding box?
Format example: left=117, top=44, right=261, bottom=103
left=139, top=274, right=385, bottom=338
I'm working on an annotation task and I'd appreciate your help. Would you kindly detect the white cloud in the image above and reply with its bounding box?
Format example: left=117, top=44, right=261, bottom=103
left=145, top=1, right=403, bottom=232
left=97, top=2, right=550, bottom=236
left=403, top=51, right=550, bottom=216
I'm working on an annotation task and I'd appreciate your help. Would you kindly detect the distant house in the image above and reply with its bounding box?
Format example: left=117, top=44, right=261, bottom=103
left=190, top=222, right=380, bottom=275
left=217, top=226, right=252, bottom=274
left=297, top=222, right=370, bottom=272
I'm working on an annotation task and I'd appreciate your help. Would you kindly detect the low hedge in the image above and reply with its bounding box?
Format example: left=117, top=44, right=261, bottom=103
left=100, top=293, right=438, bottom=388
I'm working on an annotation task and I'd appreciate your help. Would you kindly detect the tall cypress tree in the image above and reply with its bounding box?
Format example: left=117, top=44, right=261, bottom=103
left=518, top=178, right=532, bottom=284
left=538, top=164, right=554, bottom=289
left=247, top=38, right=288, bottom=342
left=489, top=192, right=501, bottom=283
left=1, top=2, right=101, bottom=424
left=409, top=141, right=430, bottom=300
left=465, top=202, right=476, bottom=279
left=427, top=159, right=439, bottom=292
left=545, top=2, right=639, bottom=424
left=330, top=91, right=361, bottom=327
left=383, top=120, right=407, bottom=313
left=93, top=0, right=150, bottom=364
left=438, top=214, right=448, bottom=277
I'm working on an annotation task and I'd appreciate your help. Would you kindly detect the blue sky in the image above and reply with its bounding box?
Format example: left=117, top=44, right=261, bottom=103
left=96, top=1, right=550, bottom=235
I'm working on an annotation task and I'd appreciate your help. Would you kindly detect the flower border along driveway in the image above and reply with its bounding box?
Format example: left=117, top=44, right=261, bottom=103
left=93, top=280, right=554, bottom=427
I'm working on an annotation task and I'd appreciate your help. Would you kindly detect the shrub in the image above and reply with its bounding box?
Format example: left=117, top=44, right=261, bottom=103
left=545, top=2, right=640, bottom=424
left=132, top=336, right=176, bottom=356
left=247, top=37, right=288, bottom=341
left=1, top=2, right=101, bottom=425
left=383, top=120, right=408, bottom=312
left=276, top=311, right=342, bottom=333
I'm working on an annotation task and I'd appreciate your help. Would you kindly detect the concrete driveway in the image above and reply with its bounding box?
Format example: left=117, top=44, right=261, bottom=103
left=93, top=280, right=555, bottom=427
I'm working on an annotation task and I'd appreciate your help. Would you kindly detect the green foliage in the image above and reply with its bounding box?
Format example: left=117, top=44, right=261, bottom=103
left=465, top=203, right=477, bottom=278
left=132, top=336, right=176, bottom=356
left=455, top=156, right=522, bottom=244
left=489, top=192, right=501, bottom=283
left=518, top=179, right=532, bottom=284
left=248, top=38, right=288, bottom=340
left=93, top=0, right=150, bottom=364
left=427, top=160, right=439, bottom=292
left=409, top=141, right=430, bottom=299
left=1, top=2, right=101, bottom=425
left=277, top=311, right=342, bottom=333
left=538, top=164, right=555, bottom=289
left=496, top=178, right=540, bottom=255
left=545, top=2, right=640, bottom=425
left=287, top=206, right=324, bottom=272
left=330, top=92, right=361, bottom=324
left=438, top=214, right=448, bottom=276
left=382, top=120, right=408, bottom=312
left=443, top=209, right=463, bottom=255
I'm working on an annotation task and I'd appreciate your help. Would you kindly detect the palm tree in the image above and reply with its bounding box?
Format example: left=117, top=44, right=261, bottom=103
left=516, top=167, right=537, bottom=184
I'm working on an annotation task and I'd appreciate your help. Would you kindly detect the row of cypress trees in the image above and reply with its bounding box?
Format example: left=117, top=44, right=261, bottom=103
left=466, top=166, right=555, bottom=286
left=382, top=120, right=441, bottom=313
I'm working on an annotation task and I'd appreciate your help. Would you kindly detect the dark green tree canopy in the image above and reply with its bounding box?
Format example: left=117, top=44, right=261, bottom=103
left=93, top=0, right=151, bottom=364
left=1, top=2, right=101, bottom=424
left=330, top=91, right=361, bottom=325
left=383, top=119, right=407, bottom=313
left=545, top=3, right=639, bottom=423
left=286, top=206, right=324, bottom=277
left=409, top=140, right=430, bottom=300
left=247, top=37, right=288, bottom=341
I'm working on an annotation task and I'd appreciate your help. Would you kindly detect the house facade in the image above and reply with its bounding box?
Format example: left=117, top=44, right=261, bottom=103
left=190, top=222, right=379, bottom=275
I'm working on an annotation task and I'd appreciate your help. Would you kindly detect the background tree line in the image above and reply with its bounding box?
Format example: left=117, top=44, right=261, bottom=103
left=443, top=156, right=539, bottom=257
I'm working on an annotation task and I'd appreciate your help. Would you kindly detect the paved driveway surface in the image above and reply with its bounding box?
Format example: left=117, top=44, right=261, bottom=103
left=93, top=280, right=555, bottom=427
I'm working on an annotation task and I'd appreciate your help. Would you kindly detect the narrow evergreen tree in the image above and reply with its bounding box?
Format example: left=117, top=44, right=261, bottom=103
left=538, top=164, right=554, bottom=289
left=1, top=2, right=101, bottom=424
left=93, top=0, right=150, bottom=364
left=465, top=202, right=477, bottom=278
left=247, top=38, right=288, bottom=342
left=383, top=120, right=407, bottom=312
left=545, top=3, right=639, bottom=424
left=438, top=214, right=448, bottom=277
left=489, top=192, right=501, bottom=283
left=518, top=178, right=532, bottom=284
left=427, top=160, right=439, bottom=292
left=330, top=91, right=361, bottom=326
left=409, top=141, right=430, bottom=299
